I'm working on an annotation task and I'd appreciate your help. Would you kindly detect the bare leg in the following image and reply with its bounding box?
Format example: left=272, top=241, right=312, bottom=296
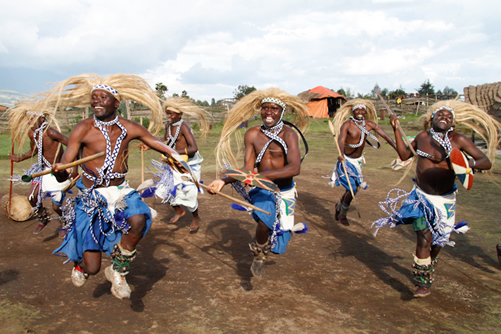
left=255, top=220, right=270, bottom=244
left=250, top=220, right=272, bottom=277
left=189, top=209, right=200, bottom=233
left=169, top=205, right=185, bottom=224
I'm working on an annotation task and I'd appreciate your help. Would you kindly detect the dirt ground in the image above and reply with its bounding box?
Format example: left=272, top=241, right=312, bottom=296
left=1, top=125, right=501, bottom=334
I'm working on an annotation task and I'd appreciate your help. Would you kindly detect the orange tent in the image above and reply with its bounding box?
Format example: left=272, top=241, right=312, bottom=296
left=298, top=86, right=346, bottom=118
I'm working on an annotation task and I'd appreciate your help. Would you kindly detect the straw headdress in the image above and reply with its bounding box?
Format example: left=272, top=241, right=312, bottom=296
left=421, top=100, right=501, bottom=163
left=8, top=99, right=61, bottom=156
left=331, top=98, right=377, bottom=137
left=39, top=73, right=163, bottom=135
left=215, top=87, right=309, bottom=171
left=162, top=97, right=209, bottom=137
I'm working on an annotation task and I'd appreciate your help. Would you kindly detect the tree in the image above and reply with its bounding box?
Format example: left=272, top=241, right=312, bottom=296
left=172, top=93, right=179, bottom=98
left=211, top=98, right=216, bottom=106
left=155, top=82, right=168, bottom=99
left=233, top=85, right=256, bottom=100
left=389, top=86, right=407, bottom=99
left=417, top=79, right=435, bottom=96
left=371, top=84, right=388, bottom=98
left=337, top=87, right=354, bottom=99
left=443, top=86, right=458, bottom=97
left=181, top=90, right=190, bottom=99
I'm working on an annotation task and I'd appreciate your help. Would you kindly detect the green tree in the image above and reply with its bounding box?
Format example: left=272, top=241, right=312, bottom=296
left=337, top=87, right=354, bottom=99
left=155, top=82, right=168, bottom=99
left=172, top=93, right=179, bottom=98
left=389, top=86, right=407, bottom=99
left=181, top=90, right=190, bottom=99
left=211, top=98, right=216, bottom=106
left=233, top=85, right=256, bottom=99
left=417, top=79, right=435, bottom=96
left=443, top=86, right=458, bottom=97
left=371, top=84, right=388, bottom=98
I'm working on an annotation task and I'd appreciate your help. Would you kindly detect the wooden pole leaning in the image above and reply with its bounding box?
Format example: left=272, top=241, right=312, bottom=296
left=9, top=137, right=14, bottom=215
left=328, top=120, right=361, bottom=218
left=21, top=151, right=106, bottom=182
left=374, top=88, right=417, bottom=156
left=181, top=176, right=271, bottom=216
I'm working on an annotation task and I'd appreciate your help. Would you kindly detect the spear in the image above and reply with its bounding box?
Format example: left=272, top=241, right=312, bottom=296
left=21, top=152, right=106, bottom=182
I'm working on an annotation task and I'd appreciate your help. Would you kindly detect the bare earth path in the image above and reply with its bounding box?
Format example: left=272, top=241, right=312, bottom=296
left=1, top=124, right=500, bottom=334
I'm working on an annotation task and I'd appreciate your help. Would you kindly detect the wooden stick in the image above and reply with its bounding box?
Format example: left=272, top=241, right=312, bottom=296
left=328, top=120, right=361, bottom=218
left=374, top=88, right=417, bottom=156
left=62, top=173, right=82, bottom=193
left=22, top=151, right=106, bottom=182
left=8, top=137, right=14, bottom=216
left=181, top=176, right=270, bottom=215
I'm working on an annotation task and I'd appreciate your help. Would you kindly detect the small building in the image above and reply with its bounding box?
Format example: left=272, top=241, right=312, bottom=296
left=298, top=86, right=346, bottom=118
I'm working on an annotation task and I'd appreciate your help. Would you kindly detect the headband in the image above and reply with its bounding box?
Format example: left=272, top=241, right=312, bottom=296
left=432, top=106, right=455, bottom=121
left=261, top=97, right=286, bottom=111
left=91, top=84, right=120, bottom=101
left=352, top=104, right=367, bottom=112
left=26, top=111, right=44, bottom=118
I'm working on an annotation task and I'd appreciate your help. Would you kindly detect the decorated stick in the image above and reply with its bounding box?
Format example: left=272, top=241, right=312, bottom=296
left=62, top=173, right=82, bottom=193
left=328, top=120, right=361, bottom=218
left=21, top=151, right=106, bottom=182
left=374, top=87, right=417, bottom=156
left=181, top=176, right=271, bottom=216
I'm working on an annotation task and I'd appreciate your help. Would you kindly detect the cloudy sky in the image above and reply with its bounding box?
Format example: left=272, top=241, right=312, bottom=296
left=1, top=0, right=500, bottom=105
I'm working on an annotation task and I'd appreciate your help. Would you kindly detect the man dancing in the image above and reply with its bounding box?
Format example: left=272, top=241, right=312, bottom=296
left=48, top=74, right=176, bottom=299
left=373, top=101, right=500, bottom=298
left=9, top=102, right=72, bottom=236
left=331, top=99, right=397, bottom=225
left=207, top=88, right=309, bottom=277
left=149, top=97, right=208, bottom=233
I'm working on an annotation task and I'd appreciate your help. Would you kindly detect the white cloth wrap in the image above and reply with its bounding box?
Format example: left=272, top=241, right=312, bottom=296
left=279, top=184, right=297, bottom=231
left=330, top=155, right=365, bottom=186
left=161, top=151, right=203, bottom=213
left=94, top=181, right=157, bottom=220
left=40, top=167, right=71, bottom=203
left=414, top=185, right=457, bottom=239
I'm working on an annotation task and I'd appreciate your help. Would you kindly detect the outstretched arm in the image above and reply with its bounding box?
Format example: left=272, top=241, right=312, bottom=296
left=47, top=128, right=69, bottom=146
left=369, top=121, right=397, bottom=150
left=9, top=132, right=37, bottom=162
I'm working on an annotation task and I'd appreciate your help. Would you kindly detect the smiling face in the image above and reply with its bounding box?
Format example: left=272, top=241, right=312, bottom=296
left=166, top=109, right=182, bottom=123
left=260, top=102, right=283, bottom=128
left=352, top=107, right=366, bottom=120
left=431, top=109, right=454, bottom=132
left=91, top=89, right=119, bottom=121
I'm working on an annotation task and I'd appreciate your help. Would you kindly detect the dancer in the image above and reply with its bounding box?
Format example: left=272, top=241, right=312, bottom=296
left=146, top=97, right=208, bottom=233
left=207, top=88, right=309, bottom=277
left=373, top=100, right=500, bottom=298
left=8, top=101, right=73, bottom=236
left=47, top=74, right=175, bottom=299
left=330, top=99, right=397, bottom=225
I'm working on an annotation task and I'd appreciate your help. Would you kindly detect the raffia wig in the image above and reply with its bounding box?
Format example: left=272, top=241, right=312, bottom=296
left=421, top=100, right=501, bottom=163
left=162, top=97, right=209, bottom=139
left=8, top=99, right=61, bottom=157
left=332, top=98, right=378, bottom=137
left=39, top=73, right=163, bottom=135
left=215, top=87, right=309, bottom=172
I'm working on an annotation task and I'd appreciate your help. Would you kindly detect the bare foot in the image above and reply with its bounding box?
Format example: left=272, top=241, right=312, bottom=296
left=169, top=206, right=185, bottom=224
left=189, top=216, right=200, bottom=234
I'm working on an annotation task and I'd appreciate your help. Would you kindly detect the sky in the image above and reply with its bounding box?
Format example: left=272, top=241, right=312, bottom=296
left=1, top=0, right=500, bottom=106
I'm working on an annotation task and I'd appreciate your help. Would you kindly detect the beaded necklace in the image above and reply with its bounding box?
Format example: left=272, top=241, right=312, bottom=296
left=255, top=121, right=287, bottom=168
left=416, top=128, right=453, bottom=161
left=346, top=117, right=380, bottom=149
left=83, top=116, right=127, bottom=186
left=166, top=119, right=183, bottom=149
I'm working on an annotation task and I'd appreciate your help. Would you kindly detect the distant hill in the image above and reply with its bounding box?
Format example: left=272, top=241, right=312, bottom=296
left=0, top=89, right=29, bottom=108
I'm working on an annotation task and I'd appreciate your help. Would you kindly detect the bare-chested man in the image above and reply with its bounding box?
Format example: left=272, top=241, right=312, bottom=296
left=150, top=98, right=205, bottom=233
left=49, top=77, right=176, bottom=299
left=373, top=101, right=498, bottom=298
left=208, top=89, right=309, bottom=277
left=10, top=113, right=72, bottom=236
left=331, top=99, right=397, bottom=225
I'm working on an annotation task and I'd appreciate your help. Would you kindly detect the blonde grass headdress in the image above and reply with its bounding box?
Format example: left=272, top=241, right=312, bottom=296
left=39, top=73, right=163, bottom=135
left=8, top=99, right=61, bottom=156
left=332, top=99, right=377, bottom=137
left=421, top=100, right=501, bottom=163
left=162, top=97, right=210, bottom=138
left=215, top=87, right=310, bottom=171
